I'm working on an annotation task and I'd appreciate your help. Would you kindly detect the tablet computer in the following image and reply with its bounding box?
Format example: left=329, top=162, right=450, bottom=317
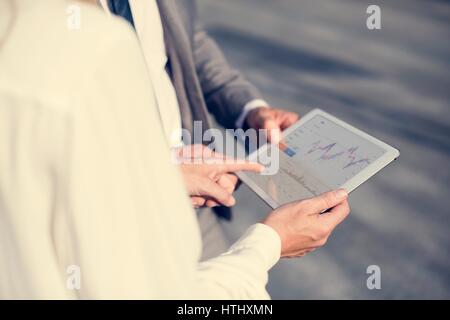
left=237, top=109, right=400, bottom=209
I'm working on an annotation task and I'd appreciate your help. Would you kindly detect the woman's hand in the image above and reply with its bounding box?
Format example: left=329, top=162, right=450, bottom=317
left=263, top=189, right=350, bottom=258
left=176, top=145, right=264, bottom=208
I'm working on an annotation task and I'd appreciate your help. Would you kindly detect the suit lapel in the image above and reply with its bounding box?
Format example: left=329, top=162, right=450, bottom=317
left=157, top=0, right=211, bottom=138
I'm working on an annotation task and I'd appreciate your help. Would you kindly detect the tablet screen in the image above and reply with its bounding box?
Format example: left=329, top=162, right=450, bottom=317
left=245, top=114, right=387, bottom=206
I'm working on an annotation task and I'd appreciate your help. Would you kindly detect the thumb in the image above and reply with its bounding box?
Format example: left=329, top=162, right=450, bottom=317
left=300, top=189, right=348, bottom=214
left=320, top=199, right=350, bottom=230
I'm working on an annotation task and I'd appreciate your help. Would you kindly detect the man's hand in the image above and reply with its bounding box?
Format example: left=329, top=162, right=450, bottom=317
left=263, top=189, right=350, bottom=258
left=176, top=145, right=264, bottom=208
left=245, top=107, right=299, bottom=143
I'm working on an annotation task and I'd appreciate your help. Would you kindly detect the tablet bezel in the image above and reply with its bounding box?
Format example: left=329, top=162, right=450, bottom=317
left=238, top=108, right=400, bottom=209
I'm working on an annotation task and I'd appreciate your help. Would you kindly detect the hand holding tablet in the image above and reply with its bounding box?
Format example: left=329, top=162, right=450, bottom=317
left=238, top=109, right=400, bottom=208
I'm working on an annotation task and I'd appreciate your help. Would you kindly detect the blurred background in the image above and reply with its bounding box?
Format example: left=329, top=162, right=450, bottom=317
left=197, top=0, right=450, bottom=299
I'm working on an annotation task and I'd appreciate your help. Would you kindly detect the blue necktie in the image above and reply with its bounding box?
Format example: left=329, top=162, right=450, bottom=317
left=109, top=0, right=134, bottom=27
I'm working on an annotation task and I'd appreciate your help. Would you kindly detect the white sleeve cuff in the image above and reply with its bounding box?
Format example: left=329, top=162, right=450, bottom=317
left=227, top=223, right=281, bottom=270
left=235, top=99, right=269, bottom=128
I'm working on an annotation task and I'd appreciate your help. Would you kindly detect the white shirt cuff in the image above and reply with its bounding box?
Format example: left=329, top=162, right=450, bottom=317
left=227, top=223, right=281, bottom=270
left=235, top=99, right=270, bottom=128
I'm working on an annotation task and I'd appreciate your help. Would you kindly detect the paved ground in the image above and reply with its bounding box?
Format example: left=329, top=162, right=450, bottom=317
left=197, top=0, right=450, bottom=299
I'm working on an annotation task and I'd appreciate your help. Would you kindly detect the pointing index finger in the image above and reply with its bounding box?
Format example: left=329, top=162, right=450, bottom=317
left=216, top=161, right=265, bottom=174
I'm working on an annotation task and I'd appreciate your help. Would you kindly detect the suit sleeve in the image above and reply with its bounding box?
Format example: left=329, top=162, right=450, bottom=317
left=192, top=4, right=263, bottom=129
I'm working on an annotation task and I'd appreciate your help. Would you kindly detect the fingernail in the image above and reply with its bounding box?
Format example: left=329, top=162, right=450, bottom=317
left=335, top=189, right=348, bottom=201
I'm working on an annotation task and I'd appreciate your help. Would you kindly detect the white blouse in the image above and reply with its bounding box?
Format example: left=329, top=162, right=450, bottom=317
left=0, top=0, right=280, bottom=299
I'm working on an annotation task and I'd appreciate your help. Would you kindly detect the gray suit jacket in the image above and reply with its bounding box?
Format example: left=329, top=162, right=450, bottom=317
left=156, top=0, right=263, bottom=220
left=157, top=0, right=262, bottom=134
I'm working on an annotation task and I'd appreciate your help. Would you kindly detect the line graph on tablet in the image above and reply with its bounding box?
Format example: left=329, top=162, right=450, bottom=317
left=239, top=110, right=398, bottom=207
left=280, top=115, right=386, bottom=187
left=306, top=141, right=370, bottom=168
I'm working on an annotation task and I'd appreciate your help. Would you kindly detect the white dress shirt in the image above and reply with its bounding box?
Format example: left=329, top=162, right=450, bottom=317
left=0, top=0, right=280, bottom=299
left=100, top=0, right=268, bottom=147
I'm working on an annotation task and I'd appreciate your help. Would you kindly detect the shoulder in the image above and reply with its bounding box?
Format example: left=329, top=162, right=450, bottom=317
left=0, top=0, right=140, bottom=105
left=35, top=0, right=139, bottom=72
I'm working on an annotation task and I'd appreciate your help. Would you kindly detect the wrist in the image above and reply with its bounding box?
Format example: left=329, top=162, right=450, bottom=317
left=261, top=220, right=285, bottom=255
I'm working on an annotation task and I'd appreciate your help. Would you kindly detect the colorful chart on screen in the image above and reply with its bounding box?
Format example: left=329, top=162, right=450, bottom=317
left=238, top=109, right=399, bottom=208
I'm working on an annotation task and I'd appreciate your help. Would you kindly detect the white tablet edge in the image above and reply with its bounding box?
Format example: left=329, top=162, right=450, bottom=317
left=238, top=108, right=400, bottom=209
